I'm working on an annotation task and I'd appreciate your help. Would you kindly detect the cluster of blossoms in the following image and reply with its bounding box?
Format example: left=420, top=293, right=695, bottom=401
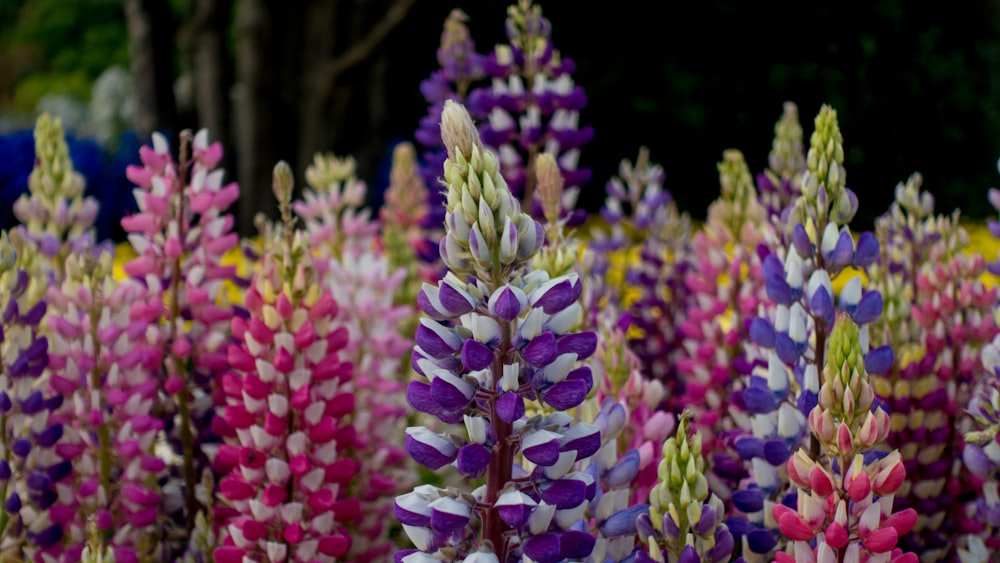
left=674, top=148, right=771, bottom=496
left=774, top=313, right=916, bottom=562
left=214, top=164, right=358, bottom=562
left=867, top=173, right=998, bottom=559
left=120, top=128, right=240, bottom=540
left=12, top=113, right=101, bottom=272
left=636, top=411, right=734, bottom=563
left=395, top=100, right=601, bottom=562
left=730, top=104, right=892, bottom=559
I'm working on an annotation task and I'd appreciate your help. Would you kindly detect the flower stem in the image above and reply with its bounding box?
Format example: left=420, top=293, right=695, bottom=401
left=484, top=319, right=515, bottom=560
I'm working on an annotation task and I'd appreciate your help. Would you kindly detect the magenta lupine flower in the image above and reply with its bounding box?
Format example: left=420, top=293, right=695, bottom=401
left=675, top=150, right=770, bottom=478
left=324, top=251, right=415, bottom=561
left=867, top=173, right=998, bottom=559
left=121, top=129, right=240, bottom=529
left=45, top=252, right=166, bottom=561
left=773, top=314, right=918, bottom=563
left=466, top=0, right=593, bottom=221
left=13, top=113, right=101, bottom=276
left=395, top=100, right=599, bottom=562
left=0, top=233, right=71, bottom=560
left=214, top=163, right=357, bottom=562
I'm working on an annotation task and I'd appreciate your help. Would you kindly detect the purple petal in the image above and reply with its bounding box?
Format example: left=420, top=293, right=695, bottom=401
left=404, top=428, right=458, bottom=470
left=678, top=545, right=700, bottom=563
left=791, top=224, right=813, bottom=258
left=774, top=332, right=800, bottom=364
left=35, top=424, right=63, bottom=448
left=496, top=391, right=525, bottom=423
left=406, top=381, right=463, bottom=424
left=532, top=278, right=576, bottom=314
left=749, top=318, right=776, bottom=349
left=732, top=489, right=765, bottom=513
left=439, top=281, right=476, bottom=316
left=559, top=530, right=596, bottom=559
left=828, top=230, right=855, bottom=270
left=522, top=434, right=562, bottom=467
left=733, top=437, right=765, bottom=460
left=601, top=503, right=648, bottom=537
left=457, top=443, right=491, bottom=479
left=853, top=231, right=879, bottom=268
left=430, top=371, right=475, bottom=410
left=709, top=528, right=736, bottom=563
left=765, top=275, right=793, bottom=306
left=851, top=291, right=883, bottom=325
left=429, top=499, right=470, bottom=534
left=461, top=339, right=494, bottom=371
left=604, top=449, right=640, bottom=488
left=561, top=423, right=601, bottom=459
left=415, top=321, right=460, bottom=359
left=990, top=219, right=1000, bottom=239
left=743, top=386, right=779, bottom=414
left=542, top=373, right=590, bottom=410
left=763, top=440, right=791, bottom=466
left=662, top=511, right=681, bottom=540
left=747, top=529, right=778, bottom=553
left=523, top=332, right=557, bottom=367
left=809, top=285, right=835, bottom=327
left=496, top=494, right=535, bottom=528
left=761, top=254, right=784, bottom=281
left=523, top=532, right=561, bottom=563
left=692, top=504, right=718, bottom=536
left=33, top=523, right=62, bottom=548
left=540, top=478, right=587, bottom=509
left=394, top=494, right=431, bottom=527
left=964, top=444, right=993, bottom=477
left=864, top=345, right=894, bottom=375
left=491, top=286, right=523, bottom=321
left=556, top=331, right=597, bottom=359
left=417, top=287, right=447, bottom=320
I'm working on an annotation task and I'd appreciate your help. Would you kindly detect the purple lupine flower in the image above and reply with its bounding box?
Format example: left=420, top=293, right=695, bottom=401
left=730, top=105, right=891, bottom=560
left=0, top=232, right=74, bottom=561
left=466, top=0, right=593, bottom=222
left=396, top=100, right=598, bottom=562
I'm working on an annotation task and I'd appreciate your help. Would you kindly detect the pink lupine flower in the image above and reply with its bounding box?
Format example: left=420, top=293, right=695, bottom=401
left=121, top=129, right=239, bottom=530
left=214, top=162, right=357, bottom=562
left=323, top=251, right=415, bottom=561
left=772, top=314, right=918, bottom=562
left=46, top=252, right=165, bottom=560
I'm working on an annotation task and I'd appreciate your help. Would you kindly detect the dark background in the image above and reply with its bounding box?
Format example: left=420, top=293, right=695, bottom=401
left=3, top=0, right=1000, bottom=235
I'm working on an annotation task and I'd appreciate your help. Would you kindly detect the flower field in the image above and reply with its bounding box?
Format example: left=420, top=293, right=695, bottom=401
left=4, top=2, right=1000, bottom=563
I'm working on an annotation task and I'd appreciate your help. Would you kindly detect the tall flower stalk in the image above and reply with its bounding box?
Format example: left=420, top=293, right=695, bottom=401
left=732, top=105, right=890, bottom=560
left=46, top=251, right=165, bottom=561
left=214, top=163, right=357, bottom=562
left=774, top=313, right=917, bottom=563
left=395, top=100, right=599, bottom=562
left=0, top=232, right=68, bottom=560
left=468, top=0, right=593, bottom=220
left=121, top=129, right=240, bottom=533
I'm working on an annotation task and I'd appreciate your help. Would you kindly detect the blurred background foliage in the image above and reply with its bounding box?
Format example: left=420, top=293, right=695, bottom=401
left=1, top=0, right=999, bottom=237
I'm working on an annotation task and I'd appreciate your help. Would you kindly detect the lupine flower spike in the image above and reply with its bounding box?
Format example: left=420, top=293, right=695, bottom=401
left=868, top=173, right=997, bottom=559
left=13, top=113, right=100, bottom=278
left=395, top=100, right=598, bottom=562
left=635, top=410, right=735, bottom=563
left=755, top=103, right=806, bottom=220
left=121, top=129, right=240, bottom=538
left=468, top=0, right=593, bottom=221
left=774, top=313, right=917, bottom=563
left=0, top=232, right=69, bottom=560
left=676, top=149, right=771, bottom=497
left=732, top=105, right=890, bottom=560
left=214, top=162, right=358, bottom=562
left=46, top=251, right=164, bottom=561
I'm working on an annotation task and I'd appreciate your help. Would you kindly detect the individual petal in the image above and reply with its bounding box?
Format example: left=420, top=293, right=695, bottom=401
left=852, top=231, right=879, bottom=268
left=456, top=443, right=491, bottom=478
left=428, top=496, right=471, bottom=534
left=489, top=285, right=526, bottom=321
left=461, top=339, right=495, bottom=372
left=496, top=391, right=525, bottom=423
left=850, top=291, right=883, bottom=325
left=863, top=345, right=894, bottom=375
left=429, top=369, right=476, bottom=410
left=404, top=427, right=459, bottom=470
left=523, top=332, right=558, bottom=367
left=522, top=429, right=563, bottom=467
left=495, top=487, right=538, bottom=528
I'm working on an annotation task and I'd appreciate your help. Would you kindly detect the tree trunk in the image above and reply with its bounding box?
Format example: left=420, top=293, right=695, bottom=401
left=123, top=0, right=178, bottom=141
left=234, top=0, right=277, bottom=235
left=189, top=0, right=233, bottom=174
